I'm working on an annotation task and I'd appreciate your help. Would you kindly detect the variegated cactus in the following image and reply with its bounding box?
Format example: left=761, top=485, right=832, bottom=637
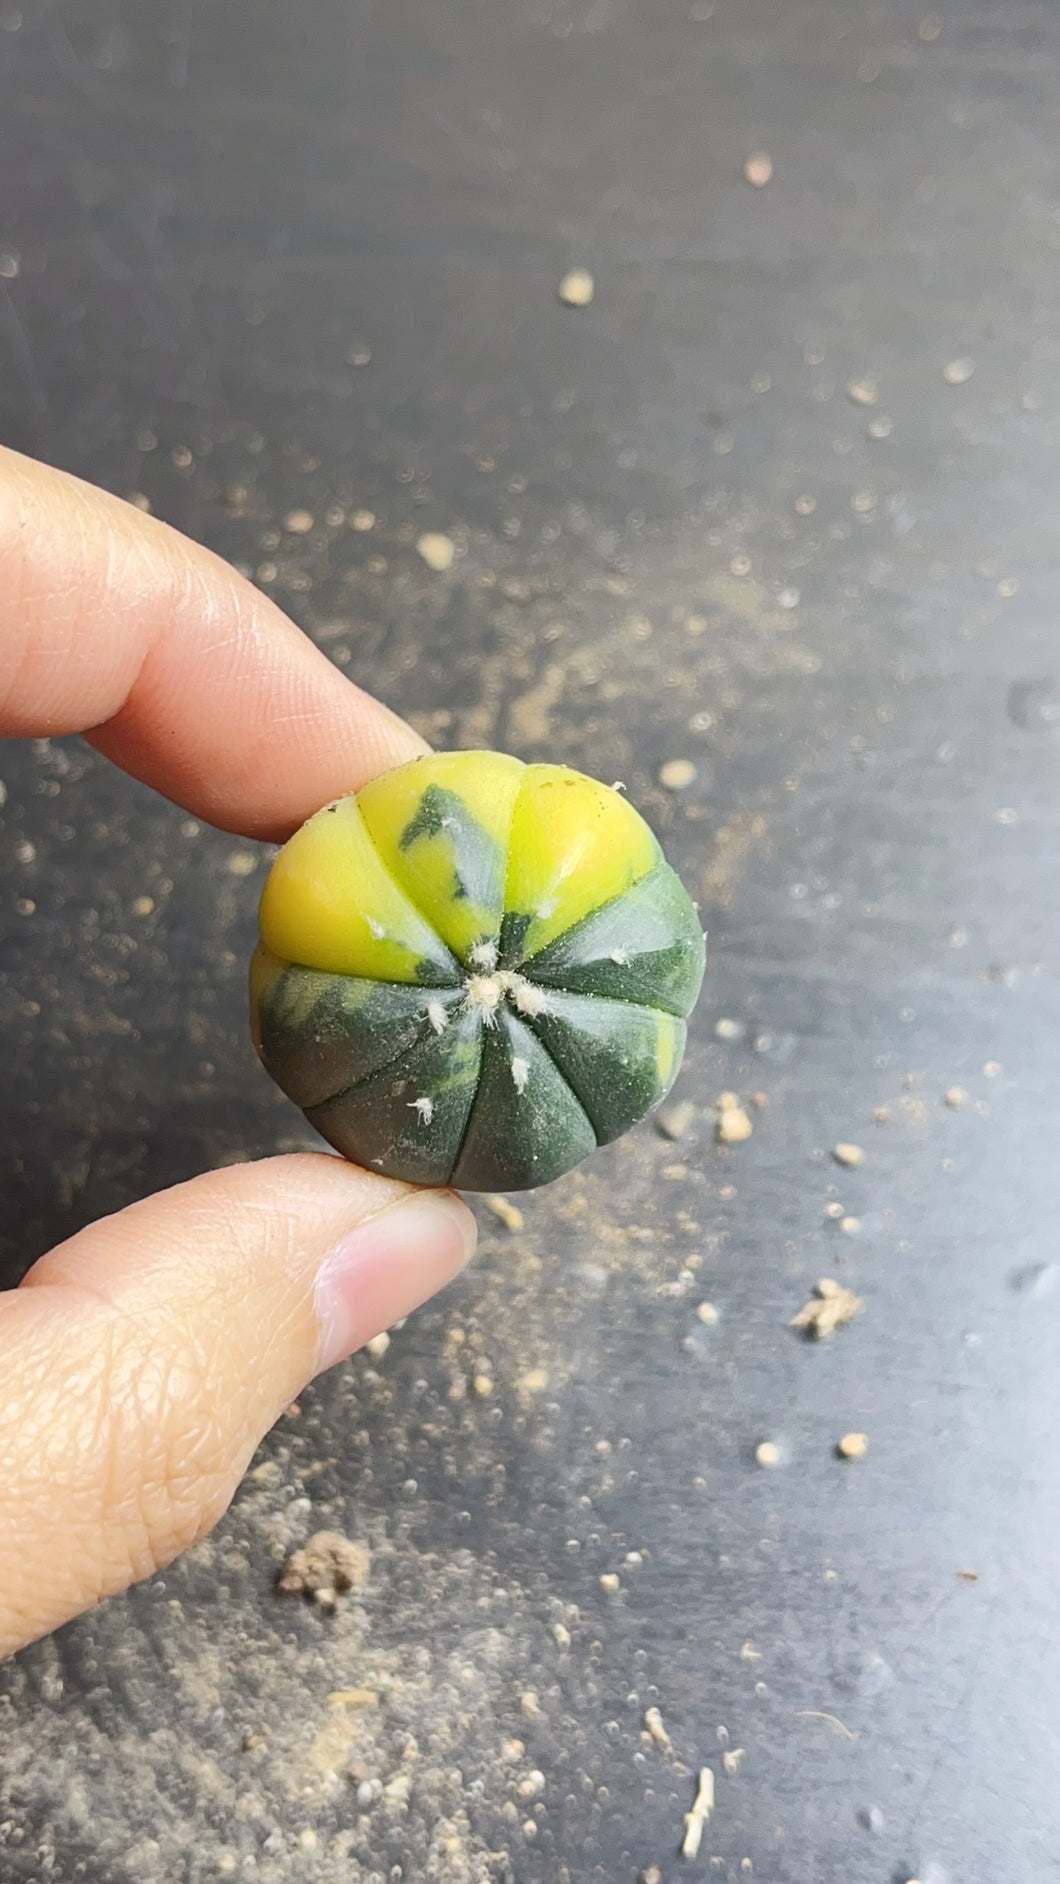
left=250, top=751, right=705, bottom=1191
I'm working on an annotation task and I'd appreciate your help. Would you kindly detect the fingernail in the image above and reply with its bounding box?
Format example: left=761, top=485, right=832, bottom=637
left=314, top=1192, right=477, bottom=1376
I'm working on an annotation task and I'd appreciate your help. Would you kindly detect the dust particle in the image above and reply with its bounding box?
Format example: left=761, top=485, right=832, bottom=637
left=837, top=1432, right=869, bottom=1459
left=942, top=357, right=975, bottom=385
left=755, top=1441, right=781, bottom=1468
left=656, top=1099, right=695, bottom=1141
left=696, top=1301, right=719, bottom=1326
left=791, top=1278, right=863, bottom=1339
left=485, top=1193, right=525, bottom=1232
left=846, top=377, right=879, bottom=407
left=416, top=531, right=456, bottom=572
left=599, top=1572, right=621, bottom=1594
left=557, top=267, right=595, bottom=307
left=351, top=508, right=376, bottom=532
left=226, top=850, right=258, bottom=877
left=873, top=1105, right=890, bottom=1123
left=284, top=508, right=315, bottom=534
left=743, top=150, right=773, bottom=187
left=658, top=757, right=697, bottom=790
left=958, top=1569, right=979, bottom=1582
left=832, top=1142, right=865, bottom=1168
left=945, top=1085, right=969, bottom=1109
left=643, top=1706, right=672, bottom=1752
left=868, top=414, right=893, bottom=439
left=277, top=1532, right=370, bottom=1608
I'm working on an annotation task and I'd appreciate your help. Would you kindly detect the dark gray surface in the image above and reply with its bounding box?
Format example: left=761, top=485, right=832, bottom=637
left=2, top=1, right=1059, bottom=1879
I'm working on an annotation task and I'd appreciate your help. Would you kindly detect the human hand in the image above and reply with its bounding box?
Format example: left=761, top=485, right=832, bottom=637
left=0, top=448, right=478, bottom=1659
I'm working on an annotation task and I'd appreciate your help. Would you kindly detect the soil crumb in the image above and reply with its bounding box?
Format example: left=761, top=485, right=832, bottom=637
left=278, top=1532, right=371, bottom=1609
left=791, top=1278, right=863, bottom=1339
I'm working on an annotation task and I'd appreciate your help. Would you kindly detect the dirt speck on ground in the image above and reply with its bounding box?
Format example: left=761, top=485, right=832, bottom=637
left=716, top=1095, right=753, bottom=1144
left=837, top=1432, right=869, bottom=1459
left=643, top=1705, right=672, bottom=1752
left=742, top=150, right=773, bottom=186
left=484, top=1193, right=525, bottom=1232
left=278, top=1532, right=371, bottom=1608
left=658, top=757, right=697, bottom=790
left=791, top=1278, right=863, bottom=1339
left=831, top=1142, right=865, bottom=1168
left=557, top=266, right=595, bottom=306
left=415, top=531, right=456, bottom=571
left=944, top=1085, right=969, bottom=1108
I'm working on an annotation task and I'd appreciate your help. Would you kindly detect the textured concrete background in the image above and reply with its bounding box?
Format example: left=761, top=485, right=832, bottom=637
left=1, top=2, right=1058, bottom=1879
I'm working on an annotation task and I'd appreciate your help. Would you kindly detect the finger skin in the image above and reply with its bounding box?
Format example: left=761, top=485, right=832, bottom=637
left=0, top=446, right=427, bottom=838
left=0, top=1156, right=475, bottom=1660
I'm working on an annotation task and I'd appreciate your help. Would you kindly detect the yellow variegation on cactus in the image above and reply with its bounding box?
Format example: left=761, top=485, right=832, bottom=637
left=250, top=751, right=705, bottom=1191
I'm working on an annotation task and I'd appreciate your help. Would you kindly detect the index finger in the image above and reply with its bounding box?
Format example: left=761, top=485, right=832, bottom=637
left=0, top=448, right=427, bottom=838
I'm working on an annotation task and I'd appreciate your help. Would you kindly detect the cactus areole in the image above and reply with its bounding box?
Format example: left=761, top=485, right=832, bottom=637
left=250, top=751, right=705, bottom=1191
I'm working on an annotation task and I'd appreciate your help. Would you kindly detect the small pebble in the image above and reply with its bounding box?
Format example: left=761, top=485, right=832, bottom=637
left=599, top=1572, right=620, bottom=1594
left=846, top=376, right=879, bottom=407
left=365, top=1332, right=390, bottom=1360
left=643, top=1705, right=672, bottom=1751
left=832, top=1142, right=865, bottom=1168
left=656, top=1099, right=695, bottom=1141
left=942, top=357, right=975, bottom=385
left=755, top=1441, right=781, bottom=1468
left=350, top=509, right=376, bottom=531
left=416, top=532, right=456, bottom=572
left=658, top=758, right=697, bottom=790
left=132, top=895, right=155, bottom=917
left=839, top=1215, right=861, bottom=1235
left=837, top=1432, right=869, bottom=1459
left=715, top=1016, right=743, bottom=1040
left=743, top=150, right=773, bottom=187
left=868, top=414, right=893, bottom=439
left=284, top=508, right=315, bottom=534
left=639, top=1870, right=663, bottom=1884
left=473, top=1374, right=493, bottom=1397
left=944, top=1086, right=969, bottom=1109
left=226, top=850, right=258, bottom=877
left=696, top=1301, right=719, bottom=1326
left=557, top=267, right=595, bottom=307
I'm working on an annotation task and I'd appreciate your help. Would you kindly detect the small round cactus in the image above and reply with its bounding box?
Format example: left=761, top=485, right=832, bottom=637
left=250, top=751, right=705, bottom=1191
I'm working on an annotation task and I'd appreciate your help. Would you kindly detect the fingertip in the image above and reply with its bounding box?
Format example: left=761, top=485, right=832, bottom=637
left=313, top=1189, right=478, bottom=1375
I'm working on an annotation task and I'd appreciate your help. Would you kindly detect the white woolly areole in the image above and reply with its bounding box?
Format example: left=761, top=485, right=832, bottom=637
left=510, top=1056, right=530, bottom=1095
left=366, top=916, right=386, bottom=940
left=508, top=976, right=549, bottom=1017
left=426, top=1000, right=448, bottom=1035
left=469, top=939, right=499, bottom=971
left=465, top=973, right=504, bottom=1021
left=408, top=1096, right=434, bottom=1124
left=609, top=947, right=630, bottom=965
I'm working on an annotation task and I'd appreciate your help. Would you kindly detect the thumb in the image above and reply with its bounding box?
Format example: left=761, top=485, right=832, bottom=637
left=0, top=1155, right=476, bottom=1658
